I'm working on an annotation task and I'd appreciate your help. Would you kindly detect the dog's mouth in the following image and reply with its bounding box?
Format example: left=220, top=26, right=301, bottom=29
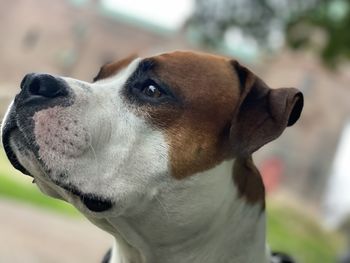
left=55, top=181, right=113, bottom=212
left=80, top=195, right=113, bottom=212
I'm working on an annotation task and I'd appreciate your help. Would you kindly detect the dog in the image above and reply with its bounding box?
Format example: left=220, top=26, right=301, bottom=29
left=1, top=51, right=303, bottom=263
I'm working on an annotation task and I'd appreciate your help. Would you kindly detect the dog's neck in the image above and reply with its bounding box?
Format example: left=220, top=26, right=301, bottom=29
left=91, top=160, right=268, bottom=263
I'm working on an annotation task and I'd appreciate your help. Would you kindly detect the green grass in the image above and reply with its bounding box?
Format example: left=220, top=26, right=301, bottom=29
left=0, top=173, right=79, bottom=216
left=0, top=148, right=343, bottom=261
left=267, top=200, right=343, bottom=263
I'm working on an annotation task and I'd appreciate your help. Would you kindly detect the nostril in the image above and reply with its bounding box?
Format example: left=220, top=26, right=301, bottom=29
left=20, top=73, right=35, bottom=90
left=28, top=77, right=62, bottom=98
left=25, top=74, right=68, bottom=98
left=28, top=78, right=41, bottom=95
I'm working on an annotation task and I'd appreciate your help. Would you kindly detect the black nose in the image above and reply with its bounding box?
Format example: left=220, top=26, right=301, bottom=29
left=21, top=73, right=68, bottom=99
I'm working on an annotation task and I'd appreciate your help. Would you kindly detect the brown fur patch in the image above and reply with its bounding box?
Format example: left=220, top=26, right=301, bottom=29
left=145, top=51, right=241, bottom=178
left=93, top=54, right=137, bottom=82
left=233, top=157, right=265, bottom=208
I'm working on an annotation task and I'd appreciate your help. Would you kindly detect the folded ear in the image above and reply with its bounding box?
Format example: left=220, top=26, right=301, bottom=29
left=93, top=54, right=137, bottom=82
left=230, top=61, right=303, bottom=157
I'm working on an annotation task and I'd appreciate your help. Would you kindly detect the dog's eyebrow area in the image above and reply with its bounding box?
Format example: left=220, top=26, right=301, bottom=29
left=126, top=59, right=157, bottom=81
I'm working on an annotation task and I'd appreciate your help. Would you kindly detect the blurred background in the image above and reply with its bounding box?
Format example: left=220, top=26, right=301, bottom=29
left=0, top=0, right=349, bottom=262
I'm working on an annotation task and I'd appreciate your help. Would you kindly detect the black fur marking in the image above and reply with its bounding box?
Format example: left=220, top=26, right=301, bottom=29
left=271, top=251, right=296, bottom=263
left=101, top=248, right=112, bottom=263
left=53, top=180, right=113, bottom=212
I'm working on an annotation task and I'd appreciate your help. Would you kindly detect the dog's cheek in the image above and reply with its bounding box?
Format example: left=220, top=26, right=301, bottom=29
left=164, top=126, right=224, bottom=179
left=132, top=106, right=227, bottom=179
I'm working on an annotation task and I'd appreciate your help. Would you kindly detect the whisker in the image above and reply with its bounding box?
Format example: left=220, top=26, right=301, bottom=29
left=86, top=131, right=99, bottom=171
left=95, top=98, right=113, bottom=143
left=86, top=133, right=97, bottom=159
left=155, top=195, right=170, bottom=220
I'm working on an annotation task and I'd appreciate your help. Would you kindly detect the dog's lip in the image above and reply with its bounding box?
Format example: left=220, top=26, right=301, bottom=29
left=80, top=195, right=113, bottom=212
left=55, top=180, right=113, bottom=212
left=2, top=122, right=33, bottom=177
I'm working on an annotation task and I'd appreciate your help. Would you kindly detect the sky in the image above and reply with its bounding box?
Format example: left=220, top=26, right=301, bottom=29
left=102, top=0, right=194, bottom=31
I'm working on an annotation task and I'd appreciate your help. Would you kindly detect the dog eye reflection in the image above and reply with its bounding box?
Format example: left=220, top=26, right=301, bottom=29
left=142, top=84, right=162, bottom=98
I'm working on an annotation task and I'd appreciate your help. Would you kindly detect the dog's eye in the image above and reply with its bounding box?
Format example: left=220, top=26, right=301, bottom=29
left=141, top=83, right=162, bottom=98
left=128, top=79, right=177, bottom=105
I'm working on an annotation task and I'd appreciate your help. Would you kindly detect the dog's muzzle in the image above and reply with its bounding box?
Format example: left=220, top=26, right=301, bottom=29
left=2, top=73, right=71, bottom=177
left=2, top=74, right=114, bottom=213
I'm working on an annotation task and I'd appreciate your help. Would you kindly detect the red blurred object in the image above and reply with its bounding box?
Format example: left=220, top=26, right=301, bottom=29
left=260, top=157, right=284, bottom=193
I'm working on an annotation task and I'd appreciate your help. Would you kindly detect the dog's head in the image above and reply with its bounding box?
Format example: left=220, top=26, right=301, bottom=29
left=1, top=51, right=303, bottom=217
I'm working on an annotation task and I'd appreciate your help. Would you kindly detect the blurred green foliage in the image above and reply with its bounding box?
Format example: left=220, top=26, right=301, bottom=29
left=286, top=0, right=350, bottom=67
left=0, top=174, right=78, bottom=216
left=267, top=201, right=343, bottom=263
left=189, top=0, right=350, bottom=67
